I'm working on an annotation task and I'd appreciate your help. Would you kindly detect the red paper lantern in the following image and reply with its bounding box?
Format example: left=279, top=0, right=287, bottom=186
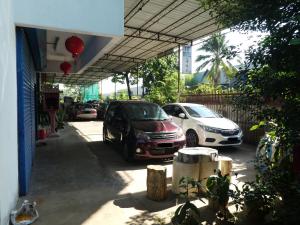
left=60, top=61, right=72, bottom=75
left=65, top=36, right=84, bottom=58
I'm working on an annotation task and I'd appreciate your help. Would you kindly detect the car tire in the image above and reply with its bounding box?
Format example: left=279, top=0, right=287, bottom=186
left=186, top=130, right=199, bottom=147
left=123, top=142, right=134, bottom=162
left=103, top=127, right=109, bottom=144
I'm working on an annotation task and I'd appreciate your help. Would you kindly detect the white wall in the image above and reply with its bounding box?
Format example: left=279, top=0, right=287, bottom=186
left=13, top=0, right=124, bottom=37
left=0, top=0, right=19, bottom=224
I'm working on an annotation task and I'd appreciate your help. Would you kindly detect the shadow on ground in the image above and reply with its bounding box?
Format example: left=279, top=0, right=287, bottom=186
left=25, top=122, right=257, bottom=225
left=26, top=124, right=130, bottom=225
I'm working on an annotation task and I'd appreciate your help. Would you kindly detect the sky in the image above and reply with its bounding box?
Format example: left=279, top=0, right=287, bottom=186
left=101, top=29, right=267, bottom=95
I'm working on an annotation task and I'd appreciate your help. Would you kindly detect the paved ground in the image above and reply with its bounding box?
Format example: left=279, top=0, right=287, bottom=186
left=21, top=121, right=256, bottom=225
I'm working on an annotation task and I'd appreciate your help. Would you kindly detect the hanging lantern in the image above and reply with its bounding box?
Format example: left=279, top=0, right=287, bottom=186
left=65, top=36, right=84, bottom=58
left=60, top=61, right=72, bottom=75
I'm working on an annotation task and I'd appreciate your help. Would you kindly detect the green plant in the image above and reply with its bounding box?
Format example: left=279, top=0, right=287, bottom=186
left=178, top=176, right=203, bottom=200
left=197, top=1, right=300, bottom=223
left=56, top=108, right=65, bottom=130
left=184, top=83, right=237, bottom=95
left=39, top=111, right=50, bottom=128
left=241, top=179, right=279, bottom=218
left=172, top=177, right=203, bottom=225
left=206, top=170, right=231, bottom=208
left=206, top=170, right=240, bottom=224
left=172, top=201, right=201, bottom=225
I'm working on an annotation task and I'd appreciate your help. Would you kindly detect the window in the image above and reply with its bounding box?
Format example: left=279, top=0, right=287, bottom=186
left=106, top=103, right=118, bottom=123
left=162, top=105, right=174, bottom=115
left=173, top=106, right=185, bottom=118
left=184, top=105, right=221, bottom=118
left=124, top=103, right=169, bottom=121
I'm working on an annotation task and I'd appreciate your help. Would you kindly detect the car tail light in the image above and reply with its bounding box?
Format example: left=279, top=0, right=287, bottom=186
left=91, top=109, right=97, bottom=114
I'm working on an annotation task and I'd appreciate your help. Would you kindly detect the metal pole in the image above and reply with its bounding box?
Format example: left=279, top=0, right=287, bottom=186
left=178, top=44, right=181, bottom=95
left=100, top=80, right=103, bottom=100
left=142, top=77, right=145, bottom=97
left=137, top=64, right=139, bottom=97
left=114, top=82, right=116, bottom=100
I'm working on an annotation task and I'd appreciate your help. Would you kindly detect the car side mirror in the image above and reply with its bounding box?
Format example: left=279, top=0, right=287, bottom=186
left=178, top=113, right=186, bottom=119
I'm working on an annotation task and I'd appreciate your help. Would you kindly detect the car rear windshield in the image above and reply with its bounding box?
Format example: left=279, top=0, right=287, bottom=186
left=83, top=104, right=93, bottom=108
left=124, top=103, right=169, bottom=121
left=184, top=105, right=222, bottom=118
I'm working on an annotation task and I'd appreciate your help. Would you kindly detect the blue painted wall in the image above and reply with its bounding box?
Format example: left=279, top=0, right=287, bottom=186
left=16, top=28, right=37, bottom=195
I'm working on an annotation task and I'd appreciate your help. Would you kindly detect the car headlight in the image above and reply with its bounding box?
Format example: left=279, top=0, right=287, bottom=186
left=175, top=128, right=184, bottom=139
left=199, top=125, right=221, bottom=133
left=135, top=129, right=150, bottom=141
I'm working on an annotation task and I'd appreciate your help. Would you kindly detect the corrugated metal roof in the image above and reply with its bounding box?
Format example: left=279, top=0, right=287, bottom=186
left=52, top=0, right=219, bottom=85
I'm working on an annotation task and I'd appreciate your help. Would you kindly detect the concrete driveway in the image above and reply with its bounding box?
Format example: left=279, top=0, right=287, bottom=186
left=23, top=121, right=256, bottom=225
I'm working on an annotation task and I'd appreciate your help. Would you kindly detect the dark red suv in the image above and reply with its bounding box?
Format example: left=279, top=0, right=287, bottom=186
left=103, top=101, right=186, bottom=161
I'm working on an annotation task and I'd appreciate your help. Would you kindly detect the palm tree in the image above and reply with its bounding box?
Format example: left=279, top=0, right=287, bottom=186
left=196, top=32, right=237, bottom=87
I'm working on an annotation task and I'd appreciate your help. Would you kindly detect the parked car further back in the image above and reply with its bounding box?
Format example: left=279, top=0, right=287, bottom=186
left=162, top=103, right=243, bottom=147
left=76, top=103, right=97, bottom=120
left=103, top=101, right=186, bottom=161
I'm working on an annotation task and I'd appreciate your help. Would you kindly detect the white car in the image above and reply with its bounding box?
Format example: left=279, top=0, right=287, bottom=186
left=76, top=103, right=97, bottom=120
left=162, top=103, right=243, bottom=147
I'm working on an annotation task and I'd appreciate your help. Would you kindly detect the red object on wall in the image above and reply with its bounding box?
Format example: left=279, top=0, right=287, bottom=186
left=65, top=36, right=85, bottom=58
left=60, top=61, right=72, bottom=75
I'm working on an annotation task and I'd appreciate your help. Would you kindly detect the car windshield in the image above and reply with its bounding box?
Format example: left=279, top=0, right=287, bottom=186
left=124, top=103, right=169, bottom=121
left=83, top=104, right=93, bottom=108
left=183, top=105, right=222, bottom=118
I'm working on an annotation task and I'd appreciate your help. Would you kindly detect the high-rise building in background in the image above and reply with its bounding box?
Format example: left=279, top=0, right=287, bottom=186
left=182, top=45, right=192, bottom=74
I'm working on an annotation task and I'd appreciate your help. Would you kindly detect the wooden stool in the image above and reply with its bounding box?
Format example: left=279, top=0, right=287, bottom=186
left=172, top=148, right=219, bottom=194
left=147, top=165, right=167, bottom=201
left=218, top=156, right=233, bottom=176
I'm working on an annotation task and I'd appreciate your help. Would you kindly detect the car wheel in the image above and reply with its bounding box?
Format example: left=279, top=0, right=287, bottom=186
left=186, top=130, right=199, bottom=147
left=123, top=142, right=134, bottom=162
left=103, top=127, right=109, bottom=144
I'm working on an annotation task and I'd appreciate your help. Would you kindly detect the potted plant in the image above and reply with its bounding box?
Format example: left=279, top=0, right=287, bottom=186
left=38, top=111, right=50, bottom=139
left=241, top=180, right=279, bottom=221
left=172, top=177, right=203, bottom=225
left=206, top=170, right=238, bottom=225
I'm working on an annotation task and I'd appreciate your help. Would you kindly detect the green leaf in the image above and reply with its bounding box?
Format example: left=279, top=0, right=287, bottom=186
left=250, top=124, right=259, bottom=131
left=250, top=121, right=266, bottom=131
left=290, top=38, right=300, bottom=46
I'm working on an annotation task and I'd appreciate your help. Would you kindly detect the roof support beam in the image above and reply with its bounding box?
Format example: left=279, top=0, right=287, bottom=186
left=125, top=25, right=191, bottom=45
left=104, top=54, right=145, bottom=63
left=86, top=66, right=115, bottom=73
left=124, top=34, right=185, bottom=44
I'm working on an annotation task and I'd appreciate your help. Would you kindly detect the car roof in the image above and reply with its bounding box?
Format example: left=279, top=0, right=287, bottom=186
left=110, top=100, right=158, bottom=105
left=163, top=103, right=205, bottom=107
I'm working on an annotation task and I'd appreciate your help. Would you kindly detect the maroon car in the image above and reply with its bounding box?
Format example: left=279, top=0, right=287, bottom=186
left=103, top=101, right=186, bottom=161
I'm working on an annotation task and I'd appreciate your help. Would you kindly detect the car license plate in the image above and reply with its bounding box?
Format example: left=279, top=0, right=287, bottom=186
left=154, top=149, right=165, bottom=154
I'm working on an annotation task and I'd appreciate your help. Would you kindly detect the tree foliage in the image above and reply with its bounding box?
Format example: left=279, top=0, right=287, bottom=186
left=195, top=32, right=238, bottom=86
left=198, top=0, right=300, bottom=150
left=132, top=53, right=180, bottom=105
left=110, top=53, right=179, bottom=104
left=198, top=0, right=300, bottom=223
left=61, top=84, right=81, bottom=102
left=111, top=71, right=134, bottom=99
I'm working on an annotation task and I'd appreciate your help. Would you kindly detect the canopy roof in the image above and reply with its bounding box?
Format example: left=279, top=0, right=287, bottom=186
left=49, top=0, right=219, bottom=85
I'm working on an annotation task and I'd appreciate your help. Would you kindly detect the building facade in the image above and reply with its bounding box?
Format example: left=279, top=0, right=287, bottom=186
left=0, top=1, right=123, bottom=224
